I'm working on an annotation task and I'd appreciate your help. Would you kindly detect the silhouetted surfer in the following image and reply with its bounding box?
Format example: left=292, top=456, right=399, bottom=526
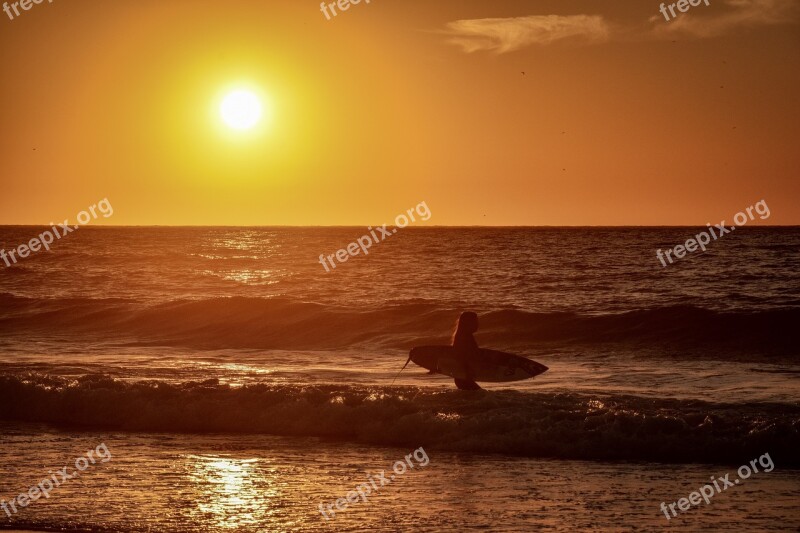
left=452, top=312, right=482, bottom=390
left=401, top=313, right=548, bottom=388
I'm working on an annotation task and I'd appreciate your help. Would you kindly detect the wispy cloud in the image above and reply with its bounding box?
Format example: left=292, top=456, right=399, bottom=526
left=444, top=15, right=610, bottom=53
left=651, top=0, right=798, bottom=38
left=444, top=0, right=798, bottom=53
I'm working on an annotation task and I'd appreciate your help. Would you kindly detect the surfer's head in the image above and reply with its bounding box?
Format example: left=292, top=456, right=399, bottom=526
left=456, top=311, right=478, bottom=334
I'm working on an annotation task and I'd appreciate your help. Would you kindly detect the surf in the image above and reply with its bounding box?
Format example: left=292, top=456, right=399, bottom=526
left=0, top=295, right=797, bottom=359
left=1, top=374, right=797, bottom=467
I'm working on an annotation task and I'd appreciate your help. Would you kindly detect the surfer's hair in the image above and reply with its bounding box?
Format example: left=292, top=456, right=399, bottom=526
left=452, top=312, right=478, bottom=342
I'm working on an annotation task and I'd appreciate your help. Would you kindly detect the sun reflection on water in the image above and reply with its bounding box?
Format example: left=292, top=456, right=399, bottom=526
left=185, top=454, right=273, bottom=530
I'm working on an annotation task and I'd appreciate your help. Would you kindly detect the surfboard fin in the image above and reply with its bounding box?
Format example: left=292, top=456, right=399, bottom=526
left=390, top=353, right=413, bottom=386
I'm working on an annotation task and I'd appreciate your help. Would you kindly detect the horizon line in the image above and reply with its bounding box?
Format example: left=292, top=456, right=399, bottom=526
left=1, top=224, right=798, bottom=229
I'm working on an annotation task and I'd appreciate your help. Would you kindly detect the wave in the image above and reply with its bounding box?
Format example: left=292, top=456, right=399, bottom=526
left=0, top=294, right=797, bottom=357
left=0, top=374, right=797, bottom=466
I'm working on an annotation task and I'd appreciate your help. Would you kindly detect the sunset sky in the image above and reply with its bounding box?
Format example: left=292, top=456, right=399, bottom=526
left=1, top=0, right=798, bottom=226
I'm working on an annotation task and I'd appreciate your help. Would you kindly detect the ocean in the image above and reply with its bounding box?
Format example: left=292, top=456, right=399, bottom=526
left=0, top=226, right=798, bottom=531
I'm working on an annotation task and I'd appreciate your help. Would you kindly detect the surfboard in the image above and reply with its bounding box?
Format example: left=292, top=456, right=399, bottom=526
left=409, top=346, right=548, bottom=382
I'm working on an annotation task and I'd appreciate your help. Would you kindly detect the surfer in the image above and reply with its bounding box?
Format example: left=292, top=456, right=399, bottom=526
left=402, top=313, right=547, bottom=388
left=452, top=311, right=482, bottom=390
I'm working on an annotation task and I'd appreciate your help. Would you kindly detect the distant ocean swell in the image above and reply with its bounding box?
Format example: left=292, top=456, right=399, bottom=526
left=0, top=294, right=797, bottom=357
left=1, top=375, right=797, bottom=466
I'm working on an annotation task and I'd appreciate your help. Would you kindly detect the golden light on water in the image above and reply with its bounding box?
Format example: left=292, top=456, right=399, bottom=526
left=186, top=455, right=269, bottom=529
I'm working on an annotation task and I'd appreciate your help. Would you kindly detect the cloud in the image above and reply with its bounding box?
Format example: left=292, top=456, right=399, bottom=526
left=444, top=15, right=611, bottom=53
left=651, top=0, right=799, bottom=38
left=444, top=0, right=798, bottom=53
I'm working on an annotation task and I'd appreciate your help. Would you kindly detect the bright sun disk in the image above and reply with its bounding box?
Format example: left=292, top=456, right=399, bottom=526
left=220, top=90, right=262, bottom=130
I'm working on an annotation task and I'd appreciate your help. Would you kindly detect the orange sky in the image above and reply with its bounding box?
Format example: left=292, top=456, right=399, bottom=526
left=1, top=0, right=798, bottom=225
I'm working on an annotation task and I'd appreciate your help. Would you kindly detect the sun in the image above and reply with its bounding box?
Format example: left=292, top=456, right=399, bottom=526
left=220, top=89, right=263, bottom=130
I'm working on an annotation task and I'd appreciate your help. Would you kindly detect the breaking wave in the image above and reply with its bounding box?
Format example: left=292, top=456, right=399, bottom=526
left=0, top=294, right=797, bottom=357
left=1, top=374, right=797, bottom=466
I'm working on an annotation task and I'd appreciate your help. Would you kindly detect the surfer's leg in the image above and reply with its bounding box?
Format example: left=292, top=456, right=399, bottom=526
left=453, top=355, right=481, bottom=390
left=454, top=378, right=482, bottom=390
